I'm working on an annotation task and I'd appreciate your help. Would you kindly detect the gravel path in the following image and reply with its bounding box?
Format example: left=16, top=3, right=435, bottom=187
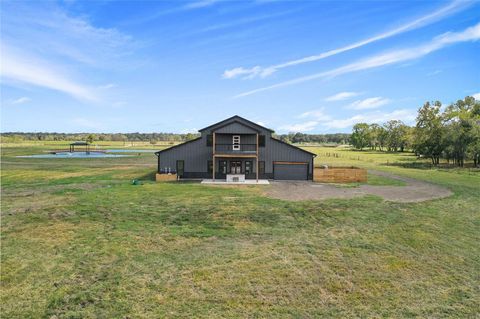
left=264, top=170, right=453, bottom=203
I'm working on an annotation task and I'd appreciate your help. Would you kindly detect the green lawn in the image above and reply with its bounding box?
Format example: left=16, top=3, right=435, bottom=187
left=1, top=143, right=479, bottom=318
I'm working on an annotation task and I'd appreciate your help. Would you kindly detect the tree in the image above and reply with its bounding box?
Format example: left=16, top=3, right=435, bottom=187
left=413, top=101, right=445, bottom=165
left=86, top=134, right=96, bottom=144
left=384, top=120, right=408, bottom=152
left=351, top=123, right=370, bottom=150
left=443, top=96, right=480, bottom=166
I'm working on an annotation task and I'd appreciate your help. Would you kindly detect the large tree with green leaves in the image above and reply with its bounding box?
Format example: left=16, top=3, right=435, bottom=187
left=443, top=96, right=480, bottom=166
left=351, top=123, right=370, bottom=150
left=413, top=101, right=445, bottom=165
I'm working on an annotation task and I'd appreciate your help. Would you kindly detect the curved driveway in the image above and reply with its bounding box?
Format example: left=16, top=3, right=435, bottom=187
left=265, top=170, right=453, bottom=203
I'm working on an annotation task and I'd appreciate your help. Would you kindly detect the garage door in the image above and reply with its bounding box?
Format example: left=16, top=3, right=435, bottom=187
left=273, top=162, right=308, bottom=180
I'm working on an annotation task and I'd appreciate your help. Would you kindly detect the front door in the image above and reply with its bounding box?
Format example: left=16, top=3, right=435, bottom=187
left=230, top=161, right=242, bottom=174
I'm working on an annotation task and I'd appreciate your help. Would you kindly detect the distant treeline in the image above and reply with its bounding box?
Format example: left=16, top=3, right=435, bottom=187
left=350, top=95, right=480, bottom=167
left=1, top=132, right=350, bottom=145
left=275, top=133, right=350, bottom=145
left=0, top=132, right=201, bottom=143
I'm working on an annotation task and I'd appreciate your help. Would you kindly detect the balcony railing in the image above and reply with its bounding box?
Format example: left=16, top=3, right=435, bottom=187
left=215, top=143, right=257, bottom=153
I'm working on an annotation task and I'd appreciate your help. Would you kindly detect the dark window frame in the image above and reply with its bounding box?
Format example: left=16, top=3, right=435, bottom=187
left=206, top=134, right=213, bottom=146
left=245, top=160, right=253, bottom=175
left=259, top=135, right=266, bottom=147
left=218, top=160, right=227, bottom=174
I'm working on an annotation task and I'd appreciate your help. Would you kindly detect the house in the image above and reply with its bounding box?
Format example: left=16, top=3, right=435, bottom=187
left=155, top=115, right=316, bottom=181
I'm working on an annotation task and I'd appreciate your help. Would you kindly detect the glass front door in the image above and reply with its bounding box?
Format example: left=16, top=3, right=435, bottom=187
left=230, top=161, right=242, bottom=174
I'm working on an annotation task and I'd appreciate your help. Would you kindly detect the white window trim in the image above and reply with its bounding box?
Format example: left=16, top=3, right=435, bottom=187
left=232, top=135, right=240, bottom=150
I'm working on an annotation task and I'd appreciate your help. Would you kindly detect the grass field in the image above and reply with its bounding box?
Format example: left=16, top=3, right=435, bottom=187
left=1, top=142, right=479, bottom=318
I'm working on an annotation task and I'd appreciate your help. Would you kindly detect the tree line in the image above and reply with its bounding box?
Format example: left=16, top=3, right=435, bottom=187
left=0, top=132, right=201, bottom=144
left=350, top=96, right=480, bottom=167
left=275, top=133, right=350, bottom=145
left=1, top=131, right=350, bottom=145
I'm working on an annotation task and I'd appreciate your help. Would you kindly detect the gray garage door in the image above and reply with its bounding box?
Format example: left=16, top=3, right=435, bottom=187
left=273, top=163, right=308, bottom=180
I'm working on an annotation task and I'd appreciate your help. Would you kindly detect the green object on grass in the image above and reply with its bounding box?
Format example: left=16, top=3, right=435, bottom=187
left=131, top=179, right=142, bottom=185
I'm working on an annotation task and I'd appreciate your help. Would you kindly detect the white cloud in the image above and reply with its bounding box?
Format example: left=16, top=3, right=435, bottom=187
left=184, top=0, right=219, bottom=9
left=222, top=66, right=262, bottom=79
left=427, top=69, right=443, bottom=76
left=325, top=91, right=360, bottom=101
left=348, top=97, right=391, bottom=110
left=234, top=22, right=480, bottom=98
left=279, top=121, right=318, bottom=132
left=181, top=128, right=199, bottom=134
left=298, top=108, right=331, bottom=121
left=224, top=1, right=470, bottom=79
left=324, top=109, right=417, bottom=130
left=472, top=92, right=480, bottom=100
left=1, top=45, right=98, bottom=101
left=11, top=97, right=31, bottom=105
left=0, top=2, right=132, bottom=101
left=99, top=83, right=117, bottom=89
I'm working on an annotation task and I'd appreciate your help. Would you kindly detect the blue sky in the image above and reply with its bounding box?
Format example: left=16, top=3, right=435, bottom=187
left=1, top=0, right=479, bottom=134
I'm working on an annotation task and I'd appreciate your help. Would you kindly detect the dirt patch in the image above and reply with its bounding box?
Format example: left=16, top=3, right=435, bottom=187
left=264, top=170, right=452, bottom=203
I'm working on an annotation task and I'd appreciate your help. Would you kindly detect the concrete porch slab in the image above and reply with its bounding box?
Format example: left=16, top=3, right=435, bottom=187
left=201, top=179, right=270, bottom=185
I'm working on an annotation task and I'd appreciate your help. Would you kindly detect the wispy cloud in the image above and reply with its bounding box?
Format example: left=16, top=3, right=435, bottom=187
left=348, top=97, right=391, bottom=110
left=224, top=0, right=470, bottom=79
left=325, top=91, right=360, bottom=101
left=471, top=92, right=480, bottom=100
left=0, top=2, right=133, bottom=101
left=10, top=97, right=32, bottom=105
left=234, top=22, right=480, bottom=98
left=280, top=108, right=415, bottom=132
left=99, top=83, right=117, bottom=89
left=298, top=108, right=331, bottom=121
left=1, top=45, right=98, bottom=101
left=427, top=69, right=443, bottom=76
left=184, top=0, right=220, bottom=10
left=280, top=121, right=319, bottom=132
left=323, top=109, right=417, bottom=130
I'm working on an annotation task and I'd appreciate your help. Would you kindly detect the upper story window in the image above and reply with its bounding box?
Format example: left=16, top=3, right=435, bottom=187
left=259, top=135, right=266, bottom=147
left=232, top=135, right=240, bottom=150
left=206, top=134, right=213, bottom=146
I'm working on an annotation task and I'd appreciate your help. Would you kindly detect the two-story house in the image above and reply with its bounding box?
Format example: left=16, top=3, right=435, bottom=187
left=155, top=116, right=316, bottom=181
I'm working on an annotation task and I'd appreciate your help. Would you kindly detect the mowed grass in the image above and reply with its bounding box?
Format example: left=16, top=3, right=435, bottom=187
left=1, top=143, right=479, bottom=318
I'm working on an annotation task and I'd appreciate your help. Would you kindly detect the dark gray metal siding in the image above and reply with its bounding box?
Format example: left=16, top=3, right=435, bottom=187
left=261, top=138, right=314, bottom=178
left=214, top=122, right=258, bottom=134
left=274, top=163, right=308, bottom=180
left=158, top=136, right=212, bottom=175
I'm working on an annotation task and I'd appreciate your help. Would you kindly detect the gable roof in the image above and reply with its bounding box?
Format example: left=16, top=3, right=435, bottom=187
left=271, top=137, right=317, bottom=157
left=154, top=137, right=202, bottom=156
left=199, top=115, right=274, bottom=133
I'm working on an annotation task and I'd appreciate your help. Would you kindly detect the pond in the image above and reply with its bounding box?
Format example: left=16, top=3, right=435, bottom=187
left=105, top=149, right=156, bottom=153
left=17, top=152, right=132, bottom=158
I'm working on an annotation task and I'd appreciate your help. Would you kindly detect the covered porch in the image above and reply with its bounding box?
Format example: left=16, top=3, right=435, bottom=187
left=211, top=155, right=261, bottom=182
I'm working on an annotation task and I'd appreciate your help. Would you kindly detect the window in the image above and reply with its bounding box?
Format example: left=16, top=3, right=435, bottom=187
left=176, top=160, right=184, bottom=176
left=232, top=135, right=240, bottom=150
left=219, top=160, right=227, bottom=174
left=206, top=134, right=213, bottom=146
left=207, top=160, right=213, bottom=173
left=258, top=161, right=265, bottom=175
left=259, top=135, right=266, bottom=147
left=245, top=161, right=253, bottom=175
